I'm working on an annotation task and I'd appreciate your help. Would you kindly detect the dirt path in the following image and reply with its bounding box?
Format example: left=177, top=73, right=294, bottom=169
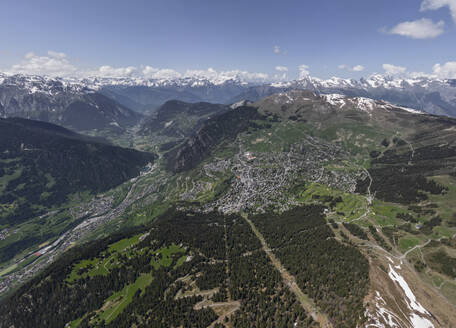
left=207, top=301, right=241, bottom=328
left=223, top=218, right=232, bottom=302
left=404, top=139, right=415, bottom=165
left=242, top=214, right=332, bottom=328
left=400, top=239, right=431, bottom=260
left=105, top=285, right=130, bottom=322
left=343, top=167, right=372, bottom=224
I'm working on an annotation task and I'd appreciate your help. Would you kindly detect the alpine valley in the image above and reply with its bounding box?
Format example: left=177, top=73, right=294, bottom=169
left=0, top=72, right=456, bottom=328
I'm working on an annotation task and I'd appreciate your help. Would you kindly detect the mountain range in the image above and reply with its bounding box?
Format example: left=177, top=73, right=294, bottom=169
left=73, top=74, right=456, bottom=117
left=0, top=74, right=141, bottom=131
left=2, top=72, right=456, bottom=126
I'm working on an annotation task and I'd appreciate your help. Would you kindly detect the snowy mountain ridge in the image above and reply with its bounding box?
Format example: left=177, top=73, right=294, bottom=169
left=2, top=71, right=454, bottom=93
left=1, top=71, right=456, bottom=117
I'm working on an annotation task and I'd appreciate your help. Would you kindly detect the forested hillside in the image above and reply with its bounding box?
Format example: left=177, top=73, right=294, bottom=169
left=0, top=118, right=155, bottom=262
left=0, top=209, right=321, bottom=328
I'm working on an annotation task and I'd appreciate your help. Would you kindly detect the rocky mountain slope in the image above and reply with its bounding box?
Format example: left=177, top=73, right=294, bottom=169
left=233, top=75, right=456, bottom=117
left=98, top=79, right=246, bottom=113
left=165, top=105, right=262, bottom=172
left=140, top=100, right=230, bottom=138
left=0, top=74, right=141, bottom=131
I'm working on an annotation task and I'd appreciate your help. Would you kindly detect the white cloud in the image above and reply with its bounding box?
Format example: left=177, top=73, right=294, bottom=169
left=408, top=71, right=432, bottom=78
left=142, top=66, right=182, bottom=79
left=352, top=65, right=365, bottom=72
left=338, top=64, right=364, bottom=71
left=273, top=73, right=288, bottom=80
left=421, top=0, right=456, bottom=23
left=275, top=66, right=288, bottom=72
left=432, top=61, right=456, bottom=78
left=388, top=18, right=444, bottom=39
left=273, top=45, right=287, bottom=55
left=232, top=70, right=269, bottom=82
left=183, top=67, right=269, bottom=83
left=9, top=51, right=77, bottom=76
left=273, top=66, right=288, bottom=80
left=184, top=67, right=218, bottom=80
left=5, top=51, right=269, bottom=83
left=47, top=51, right=67, bottom=59
left=94, top=65, right=137, bottom=77
left=383, top=63, right=407, bottom=75
left=298, top=64, right=310, bottom=79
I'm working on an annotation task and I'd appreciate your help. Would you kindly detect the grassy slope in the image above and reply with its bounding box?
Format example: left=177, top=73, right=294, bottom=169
left=68, top=234, right=186, bottom=326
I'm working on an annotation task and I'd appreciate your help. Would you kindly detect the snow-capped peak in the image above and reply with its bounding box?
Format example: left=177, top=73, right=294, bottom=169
left=323, top=93, right=424, bottom=115
left=0, top=73, right=93, bottom=96
left=1, top=70, right=453, bottom=94
left=0, top=71, right=255, bottom=95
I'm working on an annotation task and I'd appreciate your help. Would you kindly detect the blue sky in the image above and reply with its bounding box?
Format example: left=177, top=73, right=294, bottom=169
left=1, top=0, right=455, bottom=80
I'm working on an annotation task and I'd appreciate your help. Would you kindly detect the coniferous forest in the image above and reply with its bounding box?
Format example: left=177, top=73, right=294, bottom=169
left=0, top=208, right=369, bottom=328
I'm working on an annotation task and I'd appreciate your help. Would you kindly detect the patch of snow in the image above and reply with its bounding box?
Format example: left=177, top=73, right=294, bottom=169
left=272, top=92, right=293, bottom=104
left=164, top=120, right=173, bottom=128
left=410, top=314, right=434, bottom=328
left=396, top=106, right=424, bottom=115
left=284, top=93, right=294, bottom=103
left=323, top=94, right=347, bottom=108
left=365, top=290, right=402, bottom=328
left=230, top=100, right=249, bottom=109
left=354, top=97, right=376, bottom=112
left=388, top=265, right=434, bottom=328
left=270, top=81, right=293, bottom=88
left=29, top=86, right=40, bottom=94
left=139, top=232, right=150, bottom=241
